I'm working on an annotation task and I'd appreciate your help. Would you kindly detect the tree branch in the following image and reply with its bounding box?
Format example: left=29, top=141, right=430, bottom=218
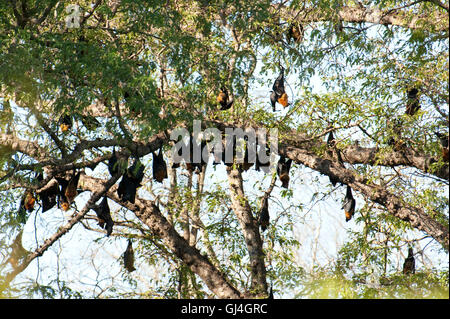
left=0, top=133, right=48, bottom=161
left=280, top=143, right=449, bottom=251
left=226, top=166, right=267, bottom=296
left=80, top=175, right=243, bottom=298
left=1, top=173, right=121, bottom=289
left=283, top=4, right=449, bottom=32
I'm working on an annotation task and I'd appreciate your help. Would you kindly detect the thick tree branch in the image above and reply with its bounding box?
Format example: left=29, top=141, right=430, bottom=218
left=340, top=144, right=449, bottom=181
left=226, top=167, right=267, bottom=296
left=80, top=175, right=243, bottom=299
left=209, top=120, right=448, bottom=181
left=1, top=173, right=121, bottom=289
left=280, top=143, right=449, bottom=251
left=0, top=133, right=48, bottom=161
left=281, top=4, right=449, bottom=32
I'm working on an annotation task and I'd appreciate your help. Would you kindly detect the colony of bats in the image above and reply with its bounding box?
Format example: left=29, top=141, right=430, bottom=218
left=8, top=28, right=447, bottom=274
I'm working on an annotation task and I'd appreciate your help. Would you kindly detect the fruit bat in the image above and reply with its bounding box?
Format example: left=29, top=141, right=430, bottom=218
left=239, top=140, right=255, bottom=172
left=153, top=148, right=168, bottom=183
left=56, top=177, right=70, bottom=211
left=235, top=137, right=254, bottom=172
left=186, top=135, right=206, bottom=172
left=118, top=159, right=144, bottom=203
left=211, top=140, right=224, bottom=165
left=58, top=114, right=72, bottom=132
left=435, top=132, right=449, bottom=162
left=108, top=148, right=127, bottom=176
left=277, top=156, right=292, bottom=189
left=108, top=147, right=119, bottom=176
left=287, top=23, right=304, bottom=43
left=271, top=67, right=289, bottom=110
left=222, top=135, right=237, bottom=167
left=185, top=137, right=195, bottom=171
left=273, top=67, right=285, bottom=97
left=405, top=87, right=420, bottom=116
left=128, top=159, right=145, bottom=185
left=94, top=196, right=114, bottom=236
left=259, top=197, right=270, bottom=232
left=326, top=131, right=342, bottom=186
left=23, top=191, right=36, bottom=212
left=402, top=247, right=415, bottom=275
left=327, top=131, right=336, bottom=149
left=217, top=87, right=234, bottom=110
left=117, top=173, right=138, bottom=204
left=17, top=190, right=35, bottom=223
left=36, top=173, right=57, bottom=212
left=270, top=91, right=278, bottom=112
left=342, top=185, right=356, bottom=222
left=123, top=239, right=136, bottom=272
left=40, top=182, right=59, bottom=213
left=255, top=139, right=271, bottom=173
left=65, top=171, right=81, bottom=204
left=170, top=135, right=188, bottom=169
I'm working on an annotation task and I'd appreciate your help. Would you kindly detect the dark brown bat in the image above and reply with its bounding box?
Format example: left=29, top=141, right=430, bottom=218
left=117, top=173, right=138, bottom=204
left=342, top=185, right=356, bottom=222
left=128, top=159, right=145, bottom=185
left=259, top=196, right=270, bottom=232
left=402, top=247, right=415, bottom=275
left=65, top=171, right=81, bottom=204
left=123, top=239, right=136, bottom=272
left=186, top=135, right=206, bottom=172
left=40, top=182, right=59, bottom=213
left=239, top=140, right=255, bottom=172
left=287, top=23, right=304, bottom=43
left=118, top=159, right=144, bottom=203
left=17, top=190, right=35, bottom=223
left=108, top=147, right=119, bottom=176
left=153, top=148, right=168, bottom=183
left=277, top=156, right=292, bottom=189
left=326, top=131, right=342, bottom=186
left=217, top=87, right=234, bottom=110
left=55, top=177, right=70, bottom=211
left=271, top=67, right=288, bottom=110
left=255, top=138, right=271, bottom=173
left=405, top=87, right=420, bottom=116
left=108, top=147, right=128, bottom=177
left=94, top=196, right=114, bottom=236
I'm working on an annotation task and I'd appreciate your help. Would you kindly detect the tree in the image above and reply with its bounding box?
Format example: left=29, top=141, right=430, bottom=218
left=0, top=0, right=448, bottom=299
